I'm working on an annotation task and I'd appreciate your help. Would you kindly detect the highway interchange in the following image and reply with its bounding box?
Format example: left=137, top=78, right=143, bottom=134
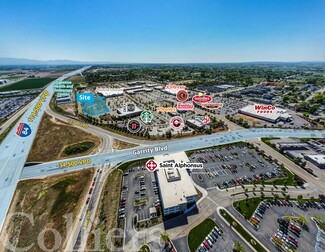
left=0, top=67, right=90, bottom=232
left=0, top=67, right=325, bottom=252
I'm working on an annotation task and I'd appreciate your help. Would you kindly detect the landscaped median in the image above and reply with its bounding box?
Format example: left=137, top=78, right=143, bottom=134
left=187, top=218, right=222, bottom=252
left=138, top=244, right=150, bottom=252
left=218, top=207, right=268, bottom=252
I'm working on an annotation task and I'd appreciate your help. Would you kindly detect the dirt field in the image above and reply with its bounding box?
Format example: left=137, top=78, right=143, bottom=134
left=235, top=113, right=261, bottom=123
left=67, top=75, right=86, bottom=84
left=1, top=169, right=94, bottom=252
left=112, top=139, right=138, bottom=150
left=57, top=103, right=76, bottom=116
left=86, top=169, right=123, bottom=252
left=27, top=113, right=101, bottom=162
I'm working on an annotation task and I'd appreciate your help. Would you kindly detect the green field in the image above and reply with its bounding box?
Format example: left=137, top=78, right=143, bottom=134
left=233, top=197, right=262, bottom=219
left=0, top=77, right=55, bottom=91
left=188, top=218, right=220, bottom=252
left=63, top=141, right=95, bottom=156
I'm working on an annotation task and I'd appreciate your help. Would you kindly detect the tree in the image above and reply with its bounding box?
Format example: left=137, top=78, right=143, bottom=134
left=296, top=214, right=308, bottom=226
left=233, top=241, right=247, bottom=252
left=297, top=195, right=304, bottom=204
left=161, top=232, right=169, bottom=242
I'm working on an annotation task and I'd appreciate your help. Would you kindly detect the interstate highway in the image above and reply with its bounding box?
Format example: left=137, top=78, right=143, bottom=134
left=20, top=128, right=325, bottom=180
left=0, top=67, right=90, bottom=232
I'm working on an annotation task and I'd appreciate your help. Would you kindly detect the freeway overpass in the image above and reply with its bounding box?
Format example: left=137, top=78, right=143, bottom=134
left=0, top=66, right=90, bottom=232
left=21, top=128, right=325, bottom=180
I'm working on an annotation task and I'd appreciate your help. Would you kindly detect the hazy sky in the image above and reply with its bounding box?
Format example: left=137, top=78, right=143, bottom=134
left=0, top=0, right=324, bottom=63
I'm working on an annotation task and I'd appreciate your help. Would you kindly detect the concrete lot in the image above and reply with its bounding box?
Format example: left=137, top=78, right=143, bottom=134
left=227, top=201, right=325, bottom=252
left=190, top=143, right=281, bottom=189
left=122, top=164, right=160, bottom=244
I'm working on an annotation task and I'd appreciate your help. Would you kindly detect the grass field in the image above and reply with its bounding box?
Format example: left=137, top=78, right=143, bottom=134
left=233, top=197, right=262, bottom=219
left=27, top=112, right=100, bottom=162
left=86, top=169, right=123, bottom=252
left=0, top=77, right=55, bottom=91
left=188, top=218, right=219, bottom=252
left=4, top=169, right=93, bottom=252
left=63, top=141, right=95, bottom=155
left=219, top=208, right=267, bottom=252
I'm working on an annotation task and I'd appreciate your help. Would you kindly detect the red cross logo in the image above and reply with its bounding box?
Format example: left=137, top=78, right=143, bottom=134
left=146, top=160, right=158, bottom=172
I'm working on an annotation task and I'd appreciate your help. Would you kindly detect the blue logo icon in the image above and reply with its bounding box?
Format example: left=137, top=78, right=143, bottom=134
left=76, top=93, right=94, bottom=105
left=16, top=123, right=32, bottom=137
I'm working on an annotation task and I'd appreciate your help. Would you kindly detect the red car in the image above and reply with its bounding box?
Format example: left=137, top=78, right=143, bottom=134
left=203, top=240, right=210, bottom=249
left=86, top=197, right=90, bottom=204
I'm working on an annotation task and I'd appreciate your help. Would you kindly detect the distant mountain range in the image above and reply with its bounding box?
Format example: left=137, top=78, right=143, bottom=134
left=0, top=58, right=116, bottom=65
left=0, top=57, right=323, bottom=66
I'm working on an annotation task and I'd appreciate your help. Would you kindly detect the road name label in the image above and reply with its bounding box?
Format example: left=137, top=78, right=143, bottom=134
left=132, top=145, right=168, bottom=155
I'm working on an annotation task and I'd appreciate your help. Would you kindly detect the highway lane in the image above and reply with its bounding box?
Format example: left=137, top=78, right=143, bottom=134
left=20, top=128, right=325, bottom=180
left=0, top=66, right=90, bottom=233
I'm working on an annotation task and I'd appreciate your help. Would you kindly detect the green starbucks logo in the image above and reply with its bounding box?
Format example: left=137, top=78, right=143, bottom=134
left=140, top=110, right=153, bottom=124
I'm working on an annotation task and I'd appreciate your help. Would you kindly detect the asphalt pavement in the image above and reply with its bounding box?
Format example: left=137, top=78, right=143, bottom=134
left=0, top=66, right=90, bottom=233
left=21, top=128, right=325, bottom=180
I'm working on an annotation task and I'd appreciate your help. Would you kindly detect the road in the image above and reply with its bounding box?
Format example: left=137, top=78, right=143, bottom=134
left=44, top=107, right=114, bottom=153
left=0, top=66, right=90, bottom=233
left=0, top=102, right=32, bottom=134
left=20, top=128, right=325, bottom=180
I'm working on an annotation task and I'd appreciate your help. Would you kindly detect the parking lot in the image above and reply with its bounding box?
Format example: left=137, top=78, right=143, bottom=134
left=213, top=96, right=249, bottom=116
left=190, top=143, right=282, bottom=189
left=172, top=212, right=252, bottom=252
left=227, top=200, right=325, bottom=252
left=120, top=164, right=161, bottom=243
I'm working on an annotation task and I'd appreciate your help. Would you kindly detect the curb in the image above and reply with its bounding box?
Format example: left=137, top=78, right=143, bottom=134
left=216, top=206, right=270, bottom=252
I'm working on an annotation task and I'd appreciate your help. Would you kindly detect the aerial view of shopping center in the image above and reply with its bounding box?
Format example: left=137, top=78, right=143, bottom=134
left=0, top=1, right=325, bottom=252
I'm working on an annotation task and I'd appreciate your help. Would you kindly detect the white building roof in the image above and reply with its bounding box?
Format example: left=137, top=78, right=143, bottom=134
left=155, top=152, right=198, bottom=209
left=239, top=104, right=292, bottom=122
left=95, top=87, right=124, bottom=96
left=187, top=119, right=204, bottom=128
left=116, top=104, right=142, bottom=116
left=306, top=154, right=325, bottom=165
